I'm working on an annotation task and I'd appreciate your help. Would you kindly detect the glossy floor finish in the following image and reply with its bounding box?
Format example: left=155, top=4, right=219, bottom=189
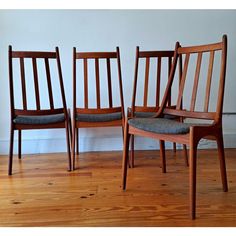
left=0, top=149, right=235, bottom=226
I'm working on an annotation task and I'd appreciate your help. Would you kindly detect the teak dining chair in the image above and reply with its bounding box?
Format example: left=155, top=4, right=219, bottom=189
left=122, top=35, right=228, bottom=219
left=128, top=47, right=188, bottom=168
left=72, top=47, right=125, bottom=170
left=8, top=46, right=71, bottom=175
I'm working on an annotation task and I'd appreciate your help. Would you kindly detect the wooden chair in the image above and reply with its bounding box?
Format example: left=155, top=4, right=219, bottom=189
left=128, top=47, right=188, bottom=168
left=8, top=46, right=71, bottom=175
left=72, top=47, right=125, bottom=170
left=122, top=35, right=228, bottom=219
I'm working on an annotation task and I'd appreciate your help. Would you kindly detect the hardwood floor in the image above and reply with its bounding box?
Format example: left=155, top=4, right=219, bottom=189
left=0, top=148, right=235, bottom=226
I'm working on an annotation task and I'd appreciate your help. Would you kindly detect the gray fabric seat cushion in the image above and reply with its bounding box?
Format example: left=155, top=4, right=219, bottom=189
left=128, top=118, right=191, bottom=134
left=13, top=113, right=65, bottom=125
left=76, top=112, right=122, bottom=122
left=134, top=111, right=176, bottom=119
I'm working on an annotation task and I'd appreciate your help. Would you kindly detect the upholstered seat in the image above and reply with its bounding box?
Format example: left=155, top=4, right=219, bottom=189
left=128, top=118, right=191, bottom=134
left=13, top=113, right=65, bottom=125
left=76, top=112, right=122, bottom=122
left=134, top=111, right=176, bottom=119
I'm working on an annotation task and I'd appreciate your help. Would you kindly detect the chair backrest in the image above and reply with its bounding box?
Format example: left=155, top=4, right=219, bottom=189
left=8, top=46, right=67, bottom=118
left=73, top=47, right=124, bottom=116
left=159, top=35, right=227, bottom=124
left=131, top=47, right=182, bottom=116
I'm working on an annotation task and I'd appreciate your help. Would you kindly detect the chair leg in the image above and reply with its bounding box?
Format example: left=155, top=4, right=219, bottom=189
left=68, top=113, right=72, bottom=142
left=65, top=121, right=72, bottom=171
left=183, top=144, right=189, bottom=167
left=76, top=128, right=79, bottom=155
left=189, top=140, right=197, bottom=220
left=130, top=135, right=135, bottom=168
left=72, top=125, right=76, bottom=171
left=173, top=142, right=177, bottom=153
left=216, top=132, right=228, bottom=192
left=8, top=127, right=14, bottom=175
left=18, top=130, right=22, bottom=159
left=159, top=140, right=166, bottom=173
left=122, top=121, right=130, bottom=190
left=124, top=126, right=131, bottom=168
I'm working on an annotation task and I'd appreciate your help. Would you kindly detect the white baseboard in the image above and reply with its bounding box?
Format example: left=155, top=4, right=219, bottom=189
left=0, top=133, right=236, bottom=155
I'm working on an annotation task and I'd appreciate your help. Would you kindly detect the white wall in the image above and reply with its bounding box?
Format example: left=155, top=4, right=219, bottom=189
left=0, top=10, right=236, bottom=154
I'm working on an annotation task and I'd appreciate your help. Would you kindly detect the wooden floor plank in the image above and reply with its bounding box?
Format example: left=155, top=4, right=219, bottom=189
left=0, top=149, right=235, bottom=226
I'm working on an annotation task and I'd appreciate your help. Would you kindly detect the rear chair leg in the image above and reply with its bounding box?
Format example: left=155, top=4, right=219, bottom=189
left=68, top=111, right=72, bottom=142
left=159, top=140, right=166, bottom=173
left=18, top=130, right=22, bottom=159
left=130, top=135, right=134, bottom=168
left=173, top=142, right=177, bottom=153
left=72, top=125, right=76, bottom=171
left=76, top=128, right=79, bottom=155
left=183, top=144, right=189, bottom=167
left=122, top=121, right=130, bottom=190
left=65, top=121, right=72, bottom=171
left=216, top=132, right=228, bottom=192
left=8, top=127, right=14, bottom=175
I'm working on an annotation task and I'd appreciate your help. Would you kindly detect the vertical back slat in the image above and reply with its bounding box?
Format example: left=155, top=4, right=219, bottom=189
left=44, top=58, right=54, bottom=109
left=216, top=36, right=227, bottom=122
left=9, top=46, right=15, bottom=119
left=176, top=53, right=190, bottom=109
left=178, top=54, right=183, bottom=109
left=143, top=57, right=150, bottom=106
left=155, top=57, right=161, bottom=107
left=32, top=58, right=40, bottom=110
left=106, top=58, right=113, bottom=108
left=190, top=52, right=202, bottom=111
left=55, top=47, right=67, bottom=112
left=178, top=54, right=183, bottom=86
left=83, top=58, right=88, bottom=108
left=204, top=51, right=215, bottom=112
left=131, top=47, right=139, bottom=115
left=20, top=58, right=27, bottom=110
left=167, top=57, right=172, bottom=106
left=116, top=47, right=125, bottom=123
left=73, top=48, right=77, bottom=115
left=95, top=58, right=101, bottom=108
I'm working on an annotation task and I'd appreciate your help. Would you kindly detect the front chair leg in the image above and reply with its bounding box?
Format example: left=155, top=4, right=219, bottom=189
left=8, top=127, right=15, bottom=175
left=189, top=138, right=198, bottom=220
left=216, top=132, right=228, bottom=192
left=122, top=121, right=130, bottom=190
left=18, top=130, right=22, bottom=159
left=159, top=140, right=166, bottom=173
